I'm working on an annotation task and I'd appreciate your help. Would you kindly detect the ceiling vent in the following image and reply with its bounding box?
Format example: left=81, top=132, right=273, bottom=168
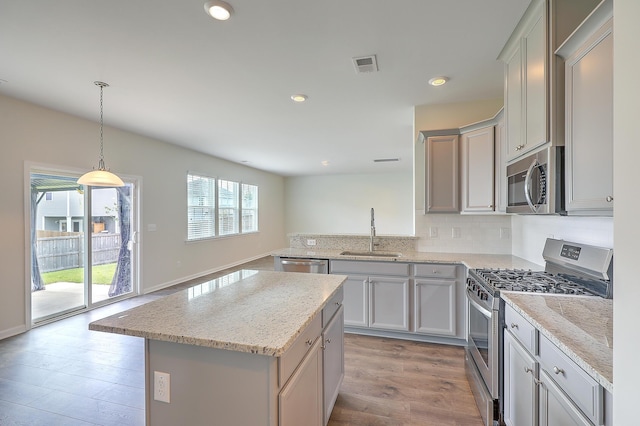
left=353, top=55, right=378, bottom=73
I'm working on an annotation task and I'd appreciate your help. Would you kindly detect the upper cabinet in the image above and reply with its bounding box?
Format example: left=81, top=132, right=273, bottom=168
left=556, top=0, right=613, bottom=215
left=461, top=123, right=496, bottom=213
left=499, top=0, right=601, bottom=162
left=423, top=133, right=459, bottom=213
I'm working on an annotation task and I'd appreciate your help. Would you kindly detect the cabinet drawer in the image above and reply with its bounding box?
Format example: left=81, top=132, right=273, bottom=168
left=538, top=334, right=603, bottom=425
left=330, top=260, right=410, bottom=276
left=414, top=263, right=458, bottom=279
left=322, top=287, right=344, bottom=328
left=504, top=304, right=537, bottom=354
left=279, top=314, right=322, bottom=387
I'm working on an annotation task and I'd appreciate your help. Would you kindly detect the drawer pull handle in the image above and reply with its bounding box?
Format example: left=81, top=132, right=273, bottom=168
left=335, top=301, right=341, bottom=306
left=433, top=270, right=440, bottom=274
left=606, top=196, right=613, bottom=202
left=326, top=338, right=331, bottom=344
left=510, top=323, right=519, bottom=329
left=306, top=339, right=314, bottom=346
left=553, top=366, right=565, bottom=375
left=524, top=367, right=533, bottom=374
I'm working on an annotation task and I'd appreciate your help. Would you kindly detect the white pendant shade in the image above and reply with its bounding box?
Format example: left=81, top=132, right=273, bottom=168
left=78, top=169, right=125, bottom=187
left=78, top=81, right=124, bottom=187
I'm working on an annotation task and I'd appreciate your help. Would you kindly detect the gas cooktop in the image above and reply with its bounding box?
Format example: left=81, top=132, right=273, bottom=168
left=471, top=269, right=597, bottom=295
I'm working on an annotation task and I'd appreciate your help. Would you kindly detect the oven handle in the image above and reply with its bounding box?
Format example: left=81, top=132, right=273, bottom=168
left=466, top=288, right=493, bottom=318
left=524, top=157, right=540, bottom=213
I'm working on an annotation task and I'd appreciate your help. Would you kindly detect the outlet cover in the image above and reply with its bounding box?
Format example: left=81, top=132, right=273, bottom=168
left=154, top=371, right=171, bottom=403
left=500, top=228, right=511, bottom=239
left=429, top=227, right=438, bottom=238
left=452, top=227, right=461, bottom=239
left=306, top=239, right=316, bottom=246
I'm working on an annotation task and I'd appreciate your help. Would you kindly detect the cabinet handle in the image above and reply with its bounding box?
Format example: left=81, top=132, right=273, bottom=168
left=326, top=338, right=331, bottom=344
left=432, top=270, right=440, bottom=274
left=606, top=196, right=613, bottom=202
left=510, top=323, right=519, bottom=329
left=305, top=339, right=314, bottom=346
left=534, top=377, right=543, bottom=386
left=553, top=366, right=565, bottom=375
left=524, top=366, right=533, bottom=374
left=335, top=301, right=341, bottom=306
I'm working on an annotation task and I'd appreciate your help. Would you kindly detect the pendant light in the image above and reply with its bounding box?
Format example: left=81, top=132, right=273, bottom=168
left=77, top=81, right=124, bottom=187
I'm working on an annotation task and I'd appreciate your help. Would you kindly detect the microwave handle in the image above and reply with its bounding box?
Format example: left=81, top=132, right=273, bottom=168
left=524, top=158, right=539, bottom=212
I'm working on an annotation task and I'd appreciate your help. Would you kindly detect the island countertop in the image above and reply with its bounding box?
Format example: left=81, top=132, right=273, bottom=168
left=89, top=270, right=346, bottom=357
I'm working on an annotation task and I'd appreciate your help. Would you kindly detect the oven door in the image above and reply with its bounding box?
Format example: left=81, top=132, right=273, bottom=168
left=467, top=287, right=500, bottom=399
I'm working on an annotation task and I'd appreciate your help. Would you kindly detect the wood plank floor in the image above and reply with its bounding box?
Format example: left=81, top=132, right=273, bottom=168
left=329, top=334, right=482, bottom=426
left=0, top=257, right=482, bottom=425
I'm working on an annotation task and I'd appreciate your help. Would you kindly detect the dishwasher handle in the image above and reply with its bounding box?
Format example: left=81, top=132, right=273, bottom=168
left=279, top=258, right=329, bottom=273
left=280, top=259, right=327, bottom=266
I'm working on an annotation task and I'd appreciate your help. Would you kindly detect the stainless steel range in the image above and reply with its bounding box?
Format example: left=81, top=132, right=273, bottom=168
left=464, top=238, right=613, bottom=426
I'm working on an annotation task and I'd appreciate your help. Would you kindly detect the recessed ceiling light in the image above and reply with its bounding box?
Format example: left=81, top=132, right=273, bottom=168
left=291, top=94, right=308, bottom=103
left=321, top=160, right=330, bottom=166
left=428, top=76, right=449, bottom=86
left=204, top=0, right=233, bottom=20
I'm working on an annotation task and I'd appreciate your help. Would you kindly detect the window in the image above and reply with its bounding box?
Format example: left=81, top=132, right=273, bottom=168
left=187, top=174, right=258, bottom=241
left=218, top=179, right=239, bottom=236
left=242, top=183, right=258, bottom=233
left=187, top=174, right=216, bottom=240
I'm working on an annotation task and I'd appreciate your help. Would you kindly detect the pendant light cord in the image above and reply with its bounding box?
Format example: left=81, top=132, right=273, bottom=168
left=95, top=81, right=109, bottom=170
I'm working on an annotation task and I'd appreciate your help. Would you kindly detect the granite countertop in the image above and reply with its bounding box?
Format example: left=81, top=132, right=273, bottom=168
left=89, top=270, right=346, bottom=357
left=501, top=292, right=613, bottom=392
left=272, top=248, right=543, bottom=270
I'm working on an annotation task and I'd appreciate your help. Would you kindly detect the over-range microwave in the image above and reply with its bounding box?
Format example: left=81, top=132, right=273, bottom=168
left=506, top=146, right=566, bottom=214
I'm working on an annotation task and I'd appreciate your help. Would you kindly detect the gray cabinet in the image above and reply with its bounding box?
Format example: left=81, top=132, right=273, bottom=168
left=499, top=0, right=601, bottom=161
left=322, top=307, right=344, bottom=425
left=330, top=260, right=411, bottom=331
left=413, top=263, right=459, bottom=336
left=279, top=338, right=323, bottom=426
left=503, top=303, right=604, bottom=426
left=557, top=0, right=613, bottom=215
left=504, top=330, right=537, bottom=426
left=369, top=276, right=410, bottom=331
left=461, top=125, right=495, bottom=213
left=424, top=134, right=459, bottom=213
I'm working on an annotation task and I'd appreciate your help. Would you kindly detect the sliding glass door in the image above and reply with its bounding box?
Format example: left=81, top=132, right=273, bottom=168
left=30, top=171, right=138, bottom=324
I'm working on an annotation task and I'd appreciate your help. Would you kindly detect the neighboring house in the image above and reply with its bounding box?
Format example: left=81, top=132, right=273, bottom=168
left=37, top=189, right=120, bottom=234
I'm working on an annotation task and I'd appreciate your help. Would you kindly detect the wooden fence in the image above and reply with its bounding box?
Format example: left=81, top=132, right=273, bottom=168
left=36, top=233, right=121, bottom=272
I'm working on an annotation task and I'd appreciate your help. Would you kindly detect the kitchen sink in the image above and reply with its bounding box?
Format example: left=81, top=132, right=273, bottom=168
left=339, top=250, right=402, bottom=258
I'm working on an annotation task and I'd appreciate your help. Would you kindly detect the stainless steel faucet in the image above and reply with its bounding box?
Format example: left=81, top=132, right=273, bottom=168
left=370, top=207, right=376, bottom=252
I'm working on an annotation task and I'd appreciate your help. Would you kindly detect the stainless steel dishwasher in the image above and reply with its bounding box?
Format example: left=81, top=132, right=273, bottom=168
left=277, top=257, right=329, bottom=274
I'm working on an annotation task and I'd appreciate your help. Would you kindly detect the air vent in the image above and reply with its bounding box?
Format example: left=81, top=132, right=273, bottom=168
left=373, top=158, right=400, bottom=163
left=353, top=55, right=378, bottom=73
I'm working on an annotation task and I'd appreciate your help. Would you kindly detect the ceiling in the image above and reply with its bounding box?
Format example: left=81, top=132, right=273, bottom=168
left=0, top=0, right=530, bottom=176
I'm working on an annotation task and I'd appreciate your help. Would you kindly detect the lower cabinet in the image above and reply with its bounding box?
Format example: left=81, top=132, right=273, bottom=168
left=322, top=307, right=344, bottom=425
left=503, top=330, right=537, bottom=426
left=503, top=304, right=604, bottom=426
left=330, top=260, right=463, bottom=340
left=279, top=338, right=323, bottom=426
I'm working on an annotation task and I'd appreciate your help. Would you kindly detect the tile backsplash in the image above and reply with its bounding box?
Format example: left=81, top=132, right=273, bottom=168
left=415, top=212, right=512, bottom=254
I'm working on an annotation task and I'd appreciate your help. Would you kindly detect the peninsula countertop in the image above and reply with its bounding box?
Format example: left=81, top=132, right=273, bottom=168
left=89, top=270, right=346, bottom=357
left=272, top=248, right=543, bottom=270
left=502, top=292, right=613, bottom=392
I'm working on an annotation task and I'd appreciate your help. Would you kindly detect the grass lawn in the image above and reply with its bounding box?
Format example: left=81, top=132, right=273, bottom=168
left=42, top=263, right=117, bottom=285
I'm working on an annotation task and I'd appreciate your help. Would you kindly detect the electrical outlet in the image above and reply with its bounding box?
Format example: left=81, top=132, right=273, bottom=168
left=500, top=228, right=511, bottom=239
left=154, top=371, right=171, bottom=403
left=452, top=227, right=461, bottom=239
left=429, top=227, right=438, bottom=238
left=306, top=239, right=316, bottom=246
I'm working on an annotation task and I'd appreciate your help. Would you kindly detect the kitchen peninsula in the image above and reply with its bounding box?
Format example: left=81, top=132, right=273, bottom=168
left=89, top=270, right=346, bottom=426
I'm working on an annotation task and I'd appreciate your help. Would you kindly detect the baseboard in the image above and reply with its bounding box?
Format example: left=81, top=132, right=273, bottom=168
left=0, top=324, right=28, bottom=341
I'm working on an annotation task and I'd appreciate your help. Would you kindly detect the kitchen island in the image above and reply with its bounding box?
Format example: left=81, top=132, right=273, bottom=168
left=89, top=270, right=346, bottom=426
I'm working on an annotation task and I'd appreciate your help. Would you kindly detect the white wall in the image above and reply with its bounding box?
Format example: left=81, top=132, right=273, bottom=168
left=284, top=172, right=413, bottom=235
left=612, top=0, right=640, bottom=422
left=0, top=94, right=286, bottom=338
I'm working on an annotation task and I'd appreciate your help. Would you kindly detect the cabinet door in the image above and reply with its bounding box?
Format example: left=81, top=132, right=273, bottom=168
left=539, top=370, right=592, bottom=426
left=342, top=275, right=368, bottom=327
left=369, top=276, right=409, bottom=331
left=503, top=331, right=537, bottom=426
left=279, top=338, right=323, bottom=426
left=322, top=307, right=344, bottom=425
left=461, top=126, right=495, bottom=212
left=505, top=43, right=524, bottom=160
left=565, top=20, right=613, bottom=214
left=523, top=5, right=547, bottom=151
left=414, top=279, right=455, bottom=336
left=425, top=135, right=459, bottom=213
